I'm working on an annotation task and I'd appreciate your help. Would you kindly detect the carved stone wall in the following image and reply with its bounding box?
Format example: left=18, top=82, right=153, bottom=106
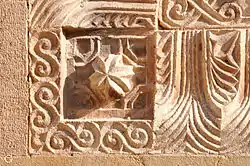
left=28, top=0, right=250, bottom=155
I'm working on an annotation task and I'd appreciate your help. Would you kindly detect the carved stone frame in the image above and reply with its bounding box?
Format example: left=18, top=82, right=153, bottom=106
left=29, top=0, right=250, bottom=155
left=29, top=25, right=156, bottom=154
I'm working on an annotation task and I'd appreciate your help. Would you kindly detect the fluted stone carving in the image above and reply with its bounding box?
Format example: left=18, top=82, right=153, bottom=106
left=29, top=0, right=250, bottom=155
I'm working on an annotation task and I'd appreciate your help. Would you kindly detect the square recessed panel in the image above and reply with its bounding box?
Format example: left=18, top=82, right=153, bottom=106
left=63, top=34, right=155, bottom=120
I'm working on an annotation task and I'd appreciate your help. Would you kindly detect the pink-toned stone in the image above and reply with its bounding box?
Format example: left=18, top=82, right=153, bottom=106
left=0, top=1, right=28, bottom=156
left=27, top=0, right=250, bottom=155
left=1, top=0, right=250, bottom=164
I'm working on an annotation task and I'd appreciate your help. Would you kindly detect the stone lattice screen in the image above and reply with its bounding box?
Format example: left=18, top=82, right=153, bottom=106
left=28, top=0, right=250, bottom=155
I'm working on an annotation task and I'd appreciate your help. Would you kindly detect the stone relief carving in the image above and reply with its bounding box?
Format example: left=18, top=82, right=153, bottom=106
left=29, top=0, right=250, bottom=155
left=159, top=0, right=250, bottom=28
left=155, top=29, right=249, bottom=154
left=63, top=35, right=154, bottom=119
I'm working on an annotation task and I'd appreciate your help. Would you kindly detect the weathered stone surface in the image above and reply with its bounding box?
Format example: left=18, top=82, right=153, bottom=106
left=1, top=0, right=250, bottom=164
left=155, top=29, right=250, bottom=154
left=28, top=0, right=250, bottom=155
left=159, top=0, right=250, bottom=29
left=0, top=1, right=28, bottom=156
left=1, top=155, right=250, bottom=166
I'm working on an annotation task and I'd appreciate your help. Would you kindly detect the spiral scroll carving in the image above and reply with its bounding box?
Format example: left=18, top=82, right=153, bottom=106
left=100, top=121, right=153, bottom=153
left=29, top=31, right=61, bottom=152
left=45, top=122, right=100, bottom=153
left=218, top=2, right=242, bottom=23
left=160, top=0, right=245, bottom=28
left=38, top=121, right=153, bottom=154
left=30, top=31, right=60, bottom=82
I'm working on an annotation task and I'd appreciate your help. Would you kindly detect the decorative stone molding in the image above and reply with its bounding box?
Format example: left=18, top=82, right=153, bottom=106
left=29, top=0, right=250, bottom=155
left=159, top=0, right=250, bottom=29
left=155, top=29, right=250, bottom=154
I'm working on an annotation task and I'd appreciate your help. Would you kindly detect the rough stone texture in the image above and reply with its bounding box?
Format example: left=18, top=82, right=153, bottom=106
left=0, top=1, right=28, bottom=156
left=1, top=155, right=250, bottom=166
left=1, top=0, right=250, bottom=165
left=28, top=0, right=250, bottom=155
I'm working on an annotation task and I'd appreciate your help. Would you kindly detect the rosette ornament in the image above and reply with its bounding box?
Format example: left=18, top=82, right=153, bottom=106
left=89, top=54, right=135, bottom=101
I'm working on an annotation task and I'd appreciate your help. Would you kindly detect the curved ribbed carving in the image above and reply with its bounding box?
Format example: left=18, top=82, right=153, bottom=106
left=156, top=32, right=173, bottom=104
left=29, top=0, right=250, bottom=155
left=30, top=0, right=156, bottom=29
left=159, top=0, right=246, bottom=28
left=155, top=29, right=250, bottom=154
left=204, top=30, right=240, bottom=108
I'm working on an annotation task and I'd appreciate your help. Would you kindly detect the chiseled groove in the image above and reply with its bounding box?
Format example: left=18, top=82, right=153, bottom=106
left=166, top=100, right=191, bottom=150
left=186, top=125, right=218, bottom=154
left=225, top=51, right=249, bottom=137
left=31, top=0, right=61, bottom=28
left=30, top=0, right=49, bottom=26
left=210, top=65, right=229, bottom=103
left=208, top=59, right=228, bottom=105
left=207, top=30, right=241, bottom=107
left=175, top=31, right=187, bottom=104
left=158, top=49, right=171, bottom=78
left=238, top=109, right=250, bottom=138
left=166, top=31, right=184, bottom=109
left=164, top=96, right=191, bottom=142
left=163, top=31, right=188, bottom=121
left=196, top=99, right=220, bottom=137
left=221, top=31, right=249, bottom=153
left=157, top=31, right=193, bottom=153
left=158, top=96, right=191, bottom=151
left=156, top=32, right=173, bottom=105
left=213, top=57, right=239, bottom=75
left=45, top=1, right=79, bottom=28
left=157, top=34, right=171, bottom=84
left=161, top=70, right=170, bottom=84
left=196, top=31, right=221, bottom=128
left=188, top=31, right=219, bottom=148
left=212, top=57, right=239, bottom=80
left=41, top=0, right=77, bottom=28
left=210, top=70, right=237, bottom=100
left=157, top=58, right=170, bottom=76
left=185, top=141, right=201, bottom=154
left=158, top=93, right=190, bottom=138
left=168, top=31, right=195, bottom=152
left=161, top=31, right=190, bottom=131
left=225, top=111, right=250, bottom=153
left=211, top=59, right=239, bottom=91
left=237, top=30, right=250, bottom=152
left=188, top=101, right=220, bottom=152
left=168, top=125, right=187, bottom=152
left=193, top=100, right=220, bottom=145
left=225, top=64, right=249, bottom=132
left=192, top=32, right=219, bottom=130
left=188, top=30, right=222, bottom=153
left=211, top=63, right=238, bottom=93
left=158, top=31, right=186, bottom=127
left=238, top=115, right=250, bottom=152
left=220, top=30, right=249, bottom=153
left=194, top=31, right=221, bottom=129
left=30, top=0, right=40, bottom=17
left=164, top=31, right=177, bottom=104
left=204, top=31, right=224, bottom=116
